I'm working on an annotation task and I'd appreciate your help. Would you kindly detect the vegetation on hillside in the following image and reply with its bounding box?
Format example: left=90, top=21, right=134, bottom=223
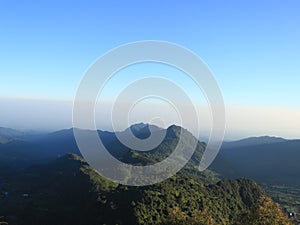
left=0, top=124, right=296, bottom=224
left=1, top=153, right=291, bottom=225
left=237, top=195, right=292, bottom=225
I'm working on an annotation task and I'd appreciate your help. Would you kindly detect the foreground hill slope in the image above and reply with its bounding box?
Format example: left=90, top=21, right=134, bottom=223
left=0, top=153, right=267, bottom=225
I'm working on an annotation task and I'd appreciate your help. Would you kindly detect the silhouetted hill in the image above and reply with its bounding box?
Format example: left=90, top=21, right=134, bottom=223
left=212, top=138, right=300, bottom=185
left=34, top=128, right=80, bottom=157
left=127, top=123, right=162, bottom=139
left=0, top=127, right=46, bottom=144
left=222, top=136, right=287, bottom=149
left=0, top=128, right=116, bottom=173
left=0, top=127, right=26, bottom=143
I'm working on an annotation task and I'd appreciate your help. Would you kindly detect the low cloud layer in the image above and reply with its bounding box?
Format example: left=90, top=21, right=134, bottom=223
left=0, top=98, right=299, bottom=140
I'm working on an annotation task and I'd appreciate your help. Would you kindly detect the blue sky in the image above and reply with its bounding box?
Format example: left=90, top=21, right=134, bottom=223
left=0, top=1, right=299, bottom=137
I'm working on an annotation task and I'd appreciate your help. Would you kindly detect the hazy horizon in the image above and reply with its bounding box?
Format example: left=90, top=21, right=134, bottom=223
left=0, top=97, right=299, bottom=141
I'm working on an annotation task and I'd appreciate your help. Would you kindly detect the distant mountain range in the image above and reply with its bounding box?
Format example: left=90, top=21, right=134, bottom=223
left=212, top=136, right=300, bottom=185
left=222, top=136, right=287, bottom=148
left=0, top=127, right=46, bottom=143
left=0, top=125, right=299, bottom=186
left=0, top=127, right=27, bottom=143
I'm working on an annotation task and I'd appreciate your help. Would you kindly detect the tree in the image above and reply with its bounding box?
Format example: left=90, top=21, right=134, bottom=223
left=238, top=195, right=292, bottom=225
left=160, top=207, right=218, bottom=225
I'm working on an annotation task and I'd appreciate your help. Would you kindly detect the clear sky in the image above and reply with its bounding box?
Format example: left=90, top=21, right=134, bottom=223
left=0, top=0, right=299, bottom=139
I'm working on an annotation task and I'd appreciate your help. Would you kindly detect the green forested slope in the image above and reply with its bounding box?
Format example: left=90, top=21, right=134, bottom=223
left=0, top=153, right=267, bottom=225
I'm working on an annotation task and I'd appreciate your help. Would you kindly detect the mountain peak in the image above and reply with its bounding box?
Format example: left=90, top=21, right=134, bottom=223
left=126, top=123, right=162, bottom=139
left=166, top=124, right=184, bottom=138
left=129, top=122, right=149, bottom=131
